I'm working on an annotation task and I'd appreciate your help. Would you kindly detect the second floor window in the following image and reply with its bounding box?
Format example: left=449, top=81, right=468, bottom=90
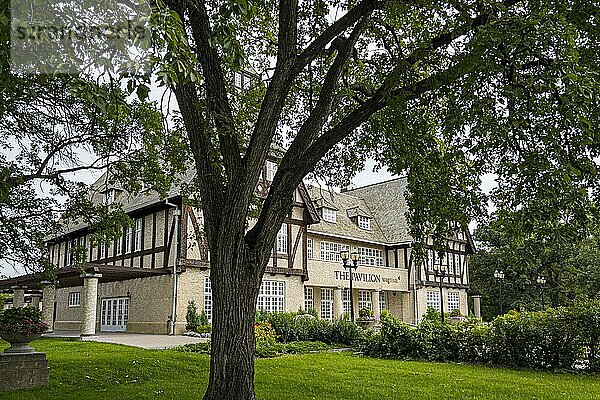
left=125, top=227, right=132, bottom=253
left=306, top=238, right=313, bottom=259
left=320, top=241, right=349, bottom=262
left=134, top=218, right=143, bottom=251
left=358, top=247, right=383, bottom=267
left=276, top=224, right=287, bottom=254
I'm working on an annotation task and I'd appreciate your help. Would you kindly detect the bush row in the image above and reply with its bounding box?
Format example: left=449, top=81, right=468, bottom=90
left=257, top=311, right=362, bottom=346
left=360, top=301, right=600, bottom=371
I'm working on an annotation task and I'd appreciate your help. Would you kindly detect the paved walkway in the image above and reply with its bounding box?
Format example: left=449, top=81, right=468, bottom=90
left=43, top=331, right=209, bottom=349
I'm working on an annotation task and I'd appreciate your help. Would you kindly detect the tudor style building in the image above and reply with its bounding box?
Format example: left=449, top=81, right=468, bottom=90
left=0, top=172, right=477, bottom=335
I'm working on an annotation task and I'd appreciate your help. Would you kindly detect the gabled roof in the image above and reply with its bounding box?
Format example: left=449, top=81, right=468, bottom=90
left=344, top=177, right=412, bottom=244
left=307, top=186, right=388, bottom=244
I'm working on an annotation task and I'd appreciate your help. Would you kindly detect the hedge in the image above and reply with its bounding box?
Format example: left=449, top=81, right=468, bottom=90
left=360, top=301, right=600, bottom=372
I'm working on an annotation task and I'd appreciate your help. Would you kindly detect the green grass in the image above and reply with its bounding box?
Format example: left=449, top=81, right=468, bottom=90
left=1, top=339, right=600, bottom=399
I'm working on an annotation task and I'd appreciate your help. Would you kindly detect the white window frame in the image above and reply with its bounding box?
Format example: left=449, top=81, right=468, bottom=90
left=100, top=242, right=108, bottom=259
left=125, top=227, right=132, bottom=253
left=322, top=207, right=337, bottom=223
left=115, top=231, right=123, bottom=256
left=306, top=238, right=313, bottom=259
left=342, top=288, right=350, bottom=314
left=257, top=281, right=285, bottom=313
left=276, top=224, right=288, bottom=254
left=104, top=189, right=115, bottom=205
left=358, top=215, right=371, bottom=230
left=134, top=218, right=143, bottom=252
left=426, top=290, right=440, bottom=312
left=304, top=287, right=314, bottom=312
left=68, top=292, right=80, bottom=307
left=204, top=277, right=212, bottom=322
left=266, top=160, right=278, bottom=181
left=358, top=290, right=372, bottom=311
left=319, top=241, right=349, bottom=262
left=448, top=292, right=460, bottom=312
left=320, top=288, right=333, bottom=320
left=357, top=247, right=384, bottom=267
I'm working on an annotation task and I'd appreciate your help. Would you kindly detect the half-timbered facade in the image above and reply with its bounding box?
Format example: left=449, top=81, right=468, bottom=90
left=0, top=175, right=475, bottom=334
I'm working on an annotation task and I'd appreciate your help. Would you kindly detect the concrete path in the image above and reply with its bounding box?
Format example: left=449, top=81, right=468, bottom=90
left=43, top=331, right=208, bottom=350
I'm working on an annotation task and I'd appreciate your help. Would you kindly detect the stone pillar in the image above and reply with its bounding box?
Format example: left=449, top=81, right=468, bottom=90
left=30, top=294, right=42, bottom=309
left=80, top=274, right=101, bottom=337
left=472, top=295, right=482, bottom=319
left=41, top=282, right=56, bottom=333
left=372, top=290, right=381, bottom=320
left=333, top=287, right=343, bottom=320
left=11, top=286, right=25, bottom=308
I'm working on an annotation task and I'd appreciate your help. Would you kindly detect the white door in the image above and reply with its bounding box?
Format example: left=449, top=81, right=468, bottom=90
left=100, top=297, right=129, bottom=332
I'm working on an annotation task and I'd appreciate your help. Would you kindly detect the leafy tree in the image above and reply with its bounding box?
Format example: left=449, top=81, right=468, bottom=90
left=6, top=0, right=600, bottom=399
left=0, top=0, right=171, bottom=273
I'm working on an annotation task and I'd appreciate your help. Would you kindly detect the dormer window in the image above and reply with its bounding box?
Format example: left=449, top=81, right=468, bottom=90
left=234, top=71, right=252, bottom=90
left=358, top=215, right=371, bottom=230
left=322, top=207, right=337, bottom=223
left=103, top=188, right=121, bottom=205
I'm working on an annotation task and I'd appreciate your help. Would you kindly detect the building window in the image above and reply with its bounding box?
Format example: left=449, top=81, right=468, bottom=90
left=320, top=288, right=333, bottom=320
left=68, top=292, right=80, bottom=307
left=428, top=249, right=448, bottom=271
left=358, top=247, right=383, bottom=267
left=426, top=290, right=440, bottom=312
left=204, top=277, right=212, bottom=322
left=276, top=224, right=287, bottom=254
left=358, top=290, right=372, bottom=311
left=448, top=292, right=460, bottom=312
left=304, top=287, right=314, bottom=312
left=266, top=160, right=278, bottom=181
left=134, top=218, right=143, bottom=251
left=342, top=288, right=350, bottom=314
left=322, top=207, right=337, bottom=223
left=358, top=216, right=371, bottom=230
left=319, top=241, right=349, bottom=262
left=306, top=238, right=313, bottom=259
left=379, top=291, right=387, bottom=312
left=100, top=242, right=108, bottom=259
left=125, top=226, right=132, bottom=253
left=104, top=189, right=116, bottom=205
left=115, top=231, right=123, bottom=256
left=257, top=281, right=285, bottom=313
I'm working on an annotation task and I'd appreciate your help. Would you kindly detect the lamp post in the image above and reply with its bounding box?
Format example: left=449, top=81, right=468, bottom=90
left=340, top=250, right=359, bottom=322
left=494, top=269, right=505, bottom=315
left=433, top=263, right=447, bottom=323
left=537, top=275, right=546, bottom=310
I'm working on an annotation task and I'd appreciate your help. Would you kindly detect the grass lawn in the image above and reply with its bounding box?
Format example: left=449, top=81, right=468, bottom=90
left=1, top=339, right=599, bottom=399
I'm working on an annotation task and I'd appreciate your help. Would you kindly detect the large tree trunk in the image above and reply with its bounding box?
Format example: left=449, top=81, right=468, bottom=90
left=202, top=228, right=265, bottom=400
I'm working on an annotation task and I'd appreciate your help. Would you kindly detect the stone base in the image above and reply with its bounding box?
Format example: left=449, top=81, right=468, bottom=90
left=0, top=352, right=49, bottom=392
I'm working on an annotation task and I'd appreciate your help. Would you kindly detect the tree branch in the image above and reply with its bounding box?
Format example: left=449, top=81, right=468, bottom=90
left=186, top=1, right=242, bottom=181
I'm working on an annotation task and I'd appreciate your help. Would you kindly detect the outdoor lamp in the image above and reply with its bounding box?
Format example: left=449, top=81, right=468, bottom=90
left=340, top=250, right=349, bottom=262
left=494, top=269, right=505, bottom=315
left=350, top=251, right=359, bottom=264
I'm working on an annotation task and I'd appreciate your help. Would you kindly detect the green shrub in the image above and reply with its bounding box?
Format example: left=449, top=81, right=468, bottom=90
left=196, top=324, right=211, bottom=334
left=255, top=321, right=277, bottom=344
left=185, top=301, right=200, bottom=331
left=331, top=319, right=363, bottom=345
